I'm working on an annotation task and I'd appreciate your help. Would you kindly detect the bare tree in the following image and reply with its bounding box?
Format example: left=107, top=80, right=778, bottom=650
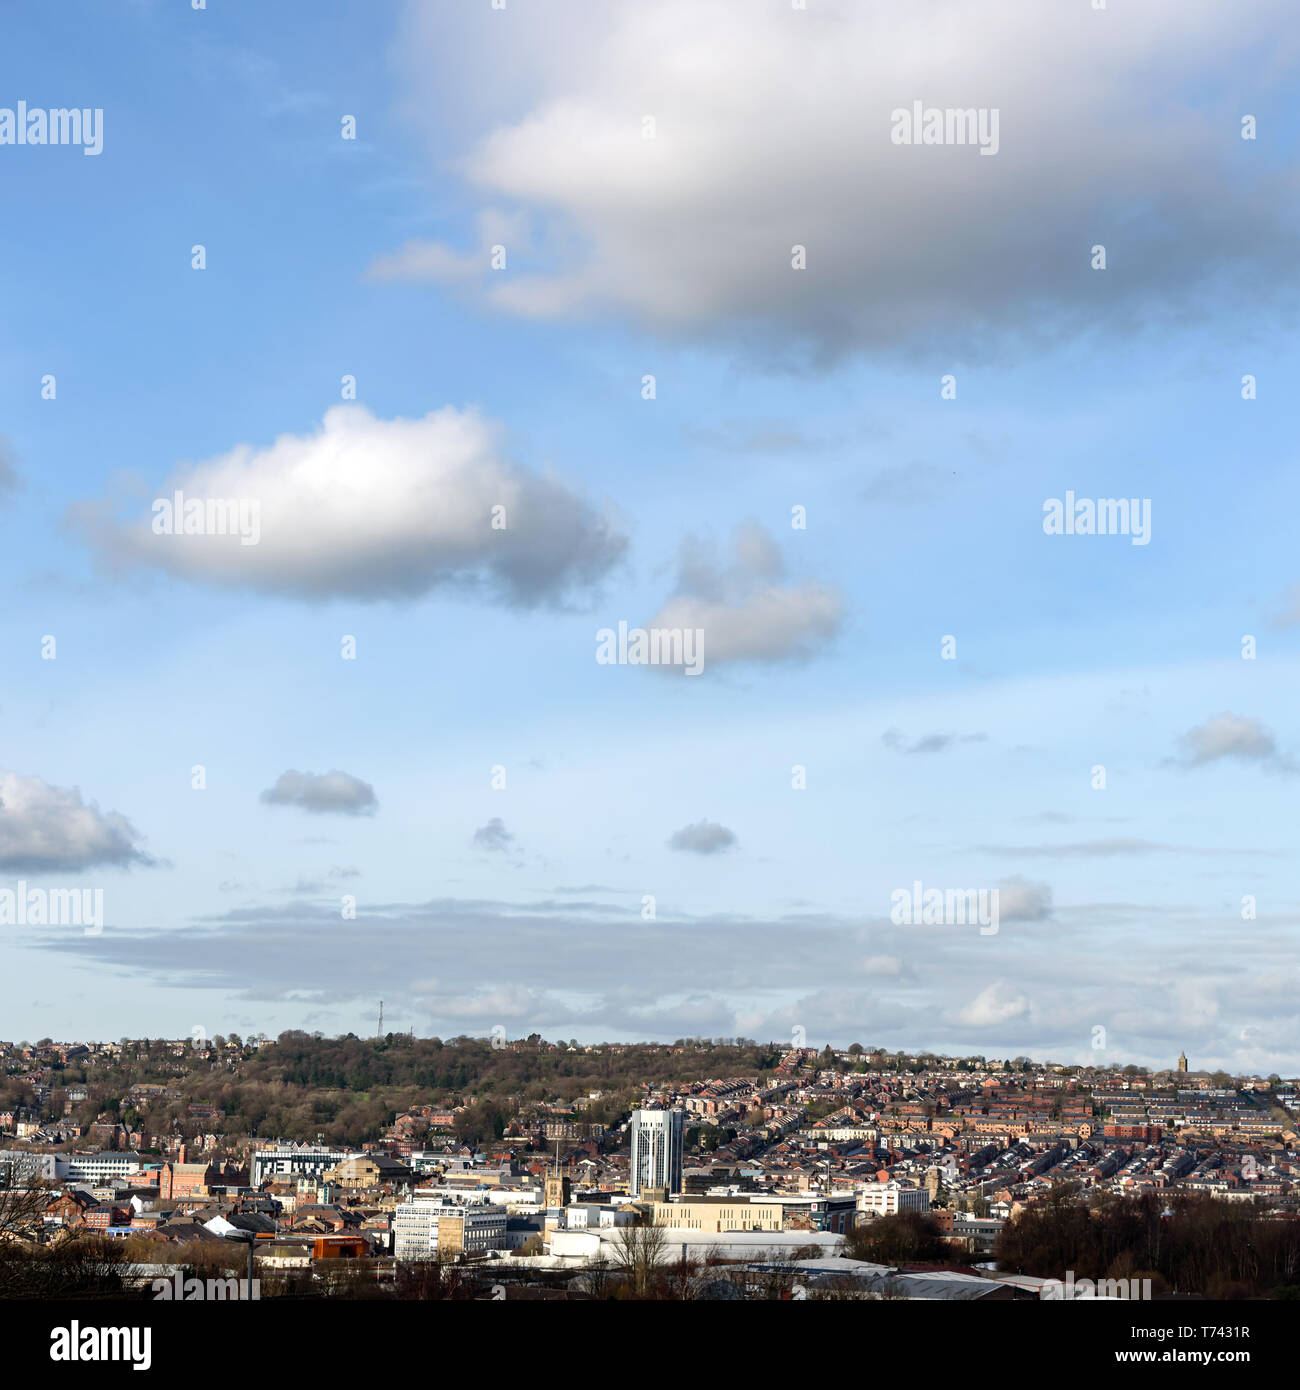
left=737, top=1248, right=800, bottom=1301
left=393, top=1256, right=473, bottom=1301
left=576, top=1252, right=615, bottom=1298
left=0, top=1234, right=127, bottom=1300
left=612, top=1222, right=668, bottom=1298
left=662, top=1247, right=711, bottom=1301
left=0, top=1153, right=51, bottom=1243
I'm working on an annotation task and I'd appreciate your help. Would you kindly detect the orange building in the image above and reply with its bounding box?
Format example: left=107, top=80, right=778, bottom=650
left=312, top=1234, right=367, bottom=1260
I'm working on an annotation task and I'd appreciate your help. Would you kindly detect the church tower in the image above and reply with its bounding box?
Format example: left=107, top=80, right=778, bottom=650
left=544, top=1140, right=571, bottom=1209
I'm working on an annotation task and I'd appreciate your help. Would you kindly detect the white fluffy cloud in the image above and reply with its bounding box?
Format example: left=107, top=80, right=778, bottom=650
left=382, top=0, right=1299, bottom=360
left=645, top=522, right=842, bottom=667
left=75, top=405, right=626, bottom=605
left=0, top=772, right=154, bottom=871
left=957, top=982, right=1030, bottom=1028
left=997, top=877, right=1053, bottom=923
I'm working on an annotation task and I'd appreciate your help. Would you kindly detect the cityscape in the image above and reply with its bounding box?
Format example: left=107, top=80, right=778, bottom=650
left=2, top=0, right=1296, bottom=1363
left=1, top=1032, right=1298, bottom=1308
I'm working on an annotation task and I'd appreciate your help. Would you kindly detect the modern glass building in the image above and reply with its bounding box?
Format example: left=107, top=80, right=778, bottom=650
left=629, top=1108, right=684, bottom=1196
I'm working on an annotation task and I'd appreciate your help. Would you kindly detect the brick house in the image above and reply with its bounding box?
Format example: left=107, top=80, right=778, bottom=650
left=46, top=1190, right=99, bottom=1228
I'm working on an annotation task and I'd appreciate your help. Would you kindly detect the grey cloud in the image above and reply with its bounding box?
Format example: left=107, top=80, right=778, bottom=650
left=680, top=420, right=831, bottom=454
left=996, top=877, right=1053, bottom=922
left=260, top=770, right=378, bottom=816
left=27, top=889, right=1300, bottom=1070
left=883, top=728, right=987, bottom=755
left=909, top=734, right=954, bottom=755
left=1271, top=584, right=1300, bottom=629
left=472, top=818, right=515, bottom=852
left=0, top=438, right=19, bottom=499
left=645, top=521, right=843, bottom=668
left=975, top=838, right=1273, bottom=859
left=1170, top=713, right=1296, bottom=774
left=380, top=0, right=1299, bottom=364
left=282, top=867, right=361, bottom=894
left=862, top=463, right=943, bottom=504
left=667, top=820, right=738, bottom=855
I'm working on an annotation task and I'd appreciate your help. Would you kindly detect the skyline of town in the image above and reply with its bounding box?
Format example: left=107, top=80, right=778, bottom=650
left=2, top=1030, right=1297, bottom=1308
left=3, top=0, right=1296, bottom=1352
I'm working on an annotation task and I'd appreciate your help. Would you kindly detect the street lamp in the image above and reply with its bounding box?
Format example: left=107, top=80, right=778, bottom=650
left=222, top=1228, right=257, bottom=1298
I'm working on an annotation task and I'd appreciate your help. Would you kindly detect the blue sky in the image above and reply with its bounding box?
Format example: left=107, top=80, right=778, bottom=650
left=0, top=0, right=1297, bottom=1073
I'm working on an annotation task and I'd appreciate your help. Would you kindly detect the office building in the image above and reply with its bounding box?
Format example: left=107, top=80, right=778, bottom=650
left=630, top=1108, right=684, bottom=1197
left=858, top=1180, right=930, bottom=1216
left=393, top=1189, right=506, bottom=1261
left=60, top=1152, right=144, bottom=1183
left=250, top=1144, right=350, bottom=1187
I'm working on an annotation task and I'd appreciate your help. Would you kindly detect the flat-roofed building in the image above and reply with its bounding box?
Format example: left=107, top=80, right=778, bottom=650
left=250, top=1144, right=349, bottom=1187
left=61, top=1152, right=143, bottom=1183
left=858, top=1180, right=930, bottom=1216
left=651, top=1196, right=783, bottom=1232
left=393, top=1190, right=507, bottom=1261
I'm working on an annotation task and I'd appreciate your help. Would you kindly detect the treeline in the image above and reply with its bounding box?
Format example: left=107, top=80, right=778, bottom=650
left=18, top=1034, right=788, bottom=1149
left=257, top=1032, right=782, bottom=1090
left=843, top=1212, right=949, bottom=1266
left=212, top=1033, right=785, bottom=1144
left=994, top=1188, right=1300, bottom=1298
left=0, top=1236, right=136, bottom=1300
